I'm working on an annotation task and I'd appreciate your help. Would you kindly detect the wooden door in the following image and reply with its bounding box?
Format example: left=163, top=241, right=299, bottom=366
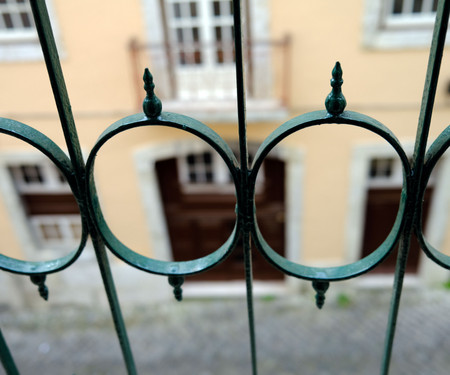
left=156, top=154, right=285, bottom=281
left=361, top=187, right=433, bottom=273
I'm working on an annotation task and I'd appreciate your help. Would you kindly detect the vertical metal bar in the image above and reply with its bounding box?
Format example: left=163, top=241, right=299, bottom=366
left=242, top=230, right=258, bottom=375
left=412, top=0, right=449, bottom=167
left=30, top=2, right=138, bottom=374
left=381, top=1, right=449, bottom=373
left=30, top=0, right=85, bottom=180
left=232, top=1, right=258, bottom=374
left=0, top=327, right=19, bottom=375
left=380, top=231, right=413, bottom=375
left=90, top=231, right=138, bottom=375
left=233, top=0, right=248, bottom=166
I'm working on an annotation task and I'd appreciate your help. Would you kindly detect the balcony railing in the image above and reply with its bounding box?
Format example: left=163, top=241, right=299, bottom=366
left=129, top=36, right=292, bottom=119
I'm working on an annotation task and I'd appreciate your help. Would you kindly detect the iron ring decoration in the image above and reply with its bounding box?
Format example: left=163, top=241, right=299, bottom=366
left=85, top=112, right=241, bottom=276
left=415, top=125, right=450, bottom=269
left=250, top=110, right=412, bottom=281
left=0, top=118, right=89, bottom=275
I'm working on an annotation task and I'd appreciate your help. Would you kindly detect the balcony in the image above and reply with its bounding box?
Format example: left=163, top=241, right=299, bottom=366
left=129, top=36, right=291, bottom=123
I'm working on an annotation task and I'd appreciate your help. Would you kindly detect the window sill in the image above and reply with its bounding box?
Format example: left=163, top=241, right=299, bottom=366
left=162, top=98, right=288, bottom=124
left=0, top=42, right=43, bottom=62
left=363, top=28, right=450, bottom=50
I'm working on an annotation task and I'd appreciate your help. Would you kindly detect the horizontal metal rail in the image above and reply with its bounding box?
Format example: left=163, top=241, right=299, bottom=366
left=0, top=0, right=449, bottom=374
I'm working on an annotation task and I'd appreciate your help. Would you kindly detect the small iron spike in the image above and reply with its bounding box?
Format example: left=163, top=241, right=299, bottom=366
left=30, top=274, right=49, bottom=301
left=168, top=275, right=184, bottom=302
left=325, top=61, right=347, bottom=116
left=143, top=68, right=162, bottom=118
left=312, top=280, right=330, bottom=309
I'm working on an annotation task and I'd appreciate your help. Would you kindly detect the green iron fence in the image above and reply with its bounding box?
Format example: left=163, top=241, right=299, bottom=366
left=0, top=0, right=450, bottom=374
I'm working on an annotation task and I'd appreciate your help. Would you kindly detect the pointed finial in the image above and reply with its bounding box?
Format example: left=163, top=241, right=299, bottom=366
left=168, top=275, right=184, bottom=301
left=312, top=280, right=330, bottom=309
left=30, top=274, right=49, bottom=301
left=143, top=68, right=162, bottom=118
left=325, top=62, right=346, bottom=116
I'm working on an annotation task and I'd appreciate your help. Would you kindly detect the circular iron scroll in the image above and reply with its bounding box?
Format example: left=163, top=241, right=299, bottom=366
left=249, top=110, right=412, bottom=281
left=416, top=125, right=450, bottom=269
left=1, top=112, right=445, bottom=282
left=85, top=112, right=241, bottom=276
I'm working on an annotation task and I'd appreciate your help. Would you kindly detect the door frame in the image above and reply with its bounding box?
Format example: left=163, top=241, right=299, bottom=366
left=347, top=142, right=450, bottom=285
left=134, top=139, right=305, bottom=293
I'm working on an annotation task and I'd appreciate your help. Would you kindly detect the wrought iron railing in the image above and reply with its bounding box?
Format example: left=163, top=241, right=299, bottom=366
left=0, top=0, right=449, bottom=374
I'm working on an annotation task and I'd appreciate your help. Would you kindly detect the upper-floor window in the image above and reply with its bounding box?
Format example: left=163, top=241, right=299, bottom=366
left=0, top=0, right=60, bottom=61
left=167, top=0, right=234, bottom=67
left=387, top=0, right=438, bottom=27
left=0, top=0, right=35, bottom=41
left=363, top=0, right=448, bottom=48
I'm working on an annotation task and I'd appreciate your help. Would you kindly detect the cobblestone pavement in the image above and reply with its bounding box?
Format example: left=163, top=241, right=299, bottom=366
left=1, top=287, right=450, bottom=374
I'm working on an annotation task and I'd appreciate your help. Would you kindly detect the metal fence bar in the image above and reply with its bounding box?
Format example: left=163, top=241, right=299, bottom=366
left=29, top=1, right=138, bottom=373
left=381, top=1, right=450, bottom=373
left=232, top=1, right=259, bottom=374
left=0, top=328, right=19, bottom=375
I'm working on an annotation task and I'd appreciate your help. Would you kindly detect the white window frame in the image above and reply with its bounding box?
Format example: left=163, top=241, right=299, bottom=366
left=0, top=152, right=83, bottom=260
left=363, top=0, right=449, bottom=49
left=140, top=0, right=274, bottom=108
left=8, top=162, right=71, bottom=194
left=29, top=214, right=82, bottom=249
left=0, top=0, right=61, bottom=62
left=177, top=150, right=235, bottom=193
left=0, top=0, right=36, bottom=41
left=176, top=144, right=265, bottom=194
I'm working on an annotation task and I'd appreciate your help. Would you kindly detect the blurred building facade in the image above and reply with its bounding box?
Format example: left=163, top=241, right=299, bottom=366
left=0, top=0, right=449, bottom=306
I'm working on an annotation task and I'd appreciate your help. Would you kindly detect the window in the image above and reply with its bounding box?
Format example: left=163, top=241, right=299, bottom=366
left=385, top=0, right=438, bottom=28
left=177, top=151, right=234, bottom=193
left=177, top=148, right=264, bottom=194
left=8, top=162, right=82, bottom=250
left=167, top=0, right=234, bottom=66
left=367, top=157, right=402, bottom=187
left=162, top=0, right=237, bottom=99
left=0, top=0, right=35, bottom=41
left=363, top=0, right=448, bottom=48
left=0, top=0, right=60, bottom=61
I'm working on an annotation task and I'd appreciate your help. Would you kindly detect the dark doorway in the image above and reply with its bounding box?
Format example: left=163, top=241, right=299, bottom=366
left=156, top=153, right=285, bottom=281
left=361, top=187, right=434, bottom=273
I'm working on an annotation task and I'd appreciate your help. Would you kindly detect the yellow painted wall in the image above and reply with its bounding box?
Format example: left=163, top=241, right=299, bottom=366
left=0, top=0, right=448, bottom=273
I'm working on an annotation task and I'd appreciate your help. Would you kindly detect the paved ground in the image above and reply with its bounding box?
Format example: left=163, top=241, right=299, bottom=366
left=1, top=286, right=450, bottom=375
